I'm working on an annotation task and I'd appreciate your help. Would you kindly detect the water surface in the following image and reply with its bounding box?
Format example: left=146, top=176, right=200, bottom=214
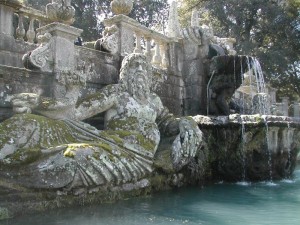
left=2, top=167, right=300, bottom=225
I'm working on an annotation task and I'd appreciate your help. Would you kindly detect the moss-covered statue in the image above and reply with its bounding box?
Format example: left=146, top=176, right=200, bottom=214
left=0, top=53, right=202, bottom=192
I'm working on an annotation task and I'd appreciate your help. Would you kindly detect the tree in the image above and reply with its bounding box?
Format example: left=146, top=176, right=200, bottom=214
left=24, top=0, right=169, bottom=41
left=178, top=0, right=300, bottom=100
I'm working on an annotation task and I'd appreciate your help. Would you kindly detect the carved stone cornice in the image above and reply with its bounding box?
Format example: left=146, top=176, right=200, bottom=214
left=37, top=22, right=82, bottom=41
left=0, top=0, right=23, bottom=9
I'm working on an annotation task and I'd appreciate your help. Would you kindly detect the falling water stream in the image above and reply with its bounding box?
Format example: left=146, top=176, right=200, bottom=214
left=263, top=116, right=274, bottom=185
left=239, top=116, right=247, bottom=183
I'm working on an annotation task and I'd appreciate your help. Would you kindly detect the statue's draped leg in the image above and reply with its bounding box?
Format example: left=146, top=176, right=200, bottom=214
left=0, top=114, right=154, bottom=190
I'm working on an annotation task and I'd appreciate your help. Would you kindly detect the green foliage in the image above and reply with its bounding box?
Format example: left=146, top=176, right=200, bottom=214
left=179, top=0, right=300, bottom=100
left=24, top=0, right=169, bottom=41
left=129, top=0, right=169, bottom=31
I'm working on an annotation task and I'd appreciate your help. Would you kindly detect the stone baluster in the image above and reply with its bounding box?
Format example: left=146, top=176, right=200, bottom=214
left=152, top=41, right=161, bottom=66
left=16, top=13, right=25, bottom=40
left=144, top=36, right=152, bottom=61
left=160, top=42, right=168, bottom=68
left=134, top=32, right=142, bottom=53
left=26, top=17, right=36, bottom=43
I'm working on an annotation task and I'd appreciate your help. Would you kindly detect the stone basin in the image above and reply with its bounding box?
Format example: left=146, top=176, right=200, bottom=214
left=193, top=114, right=300, bottom=181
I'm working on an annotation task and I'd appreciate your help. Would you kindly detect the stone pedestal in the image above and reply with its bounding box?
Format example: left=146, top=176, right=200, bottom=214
left=103, top=15, right=136, bottom=56
left=37, top=22, right=82, bottom=72
left=280, top=97, right=289, bottom=117
left=293, top=102, right=300, bottom=118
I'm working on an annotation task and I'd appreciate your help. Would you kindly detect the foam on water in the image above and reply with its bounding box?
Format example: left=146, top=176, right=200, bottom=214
left=236, top=181, right=251, bottom=186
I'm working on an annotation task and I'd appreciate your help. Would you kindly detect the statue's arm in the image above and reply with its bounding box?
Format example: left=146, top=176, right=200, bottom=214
left=74, top=84, right=118, bottom=121
left=154, top=94, right=202, bottom=170
left=11, top=84, right=118, bottom=120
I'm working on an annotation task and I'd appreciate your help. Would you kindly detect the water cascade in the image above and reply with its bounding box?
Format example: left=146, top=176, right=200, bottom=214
left=236, top=57, right=271, bottom=115
left=264, top=117, right=273, bottom=182
left=283, top=122, right=295, bottom=176
left=238, top=115, right=247, bottom=184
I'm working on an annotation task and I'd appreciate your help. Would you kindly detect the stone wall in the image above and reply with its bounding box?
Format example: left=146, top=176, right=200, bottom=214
left=75, top=46, right=120, bottom=94
left=0, top=35, right=37, bottom=68
left=0, top=65, right=53, bottom=121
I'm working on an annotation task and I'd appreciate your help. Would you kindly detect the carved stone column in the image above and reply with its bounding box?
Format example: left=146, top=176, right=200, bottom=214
left=152, top=42, right=161, bottom=66
left=26, top=17, right=36, bottom=43
left=134, top=32, right=142, bottom=53
left=144, top=36, right=152, bottom=61
left=160, top=42, right=169, bottom=68
left=16, top=13, right=26, bottom=40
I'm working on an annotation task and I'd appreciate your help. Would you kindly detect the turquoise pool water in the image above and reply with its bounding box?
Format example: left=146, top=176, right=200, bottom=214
left=3, top=166, right=300, bottom=225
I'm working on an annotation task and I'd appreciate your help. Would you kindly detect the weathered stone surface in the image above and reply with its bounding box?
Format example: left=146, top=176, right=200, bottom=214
left=0, top=35, right=37, bottom=67
left=0, top=54, right=203, bottom=219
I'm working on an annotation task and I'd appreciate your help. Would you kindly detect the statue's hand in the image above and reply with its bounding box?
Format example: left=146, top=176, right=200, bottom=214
left=171, top=117, right=202, bottom=170
left=11, top=93, right=40, bottom=114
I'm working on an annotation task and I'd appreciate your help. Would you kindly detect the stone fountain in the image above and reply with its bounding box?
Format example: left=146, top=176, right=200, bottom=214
left=0, top=0, right=299, bottom=220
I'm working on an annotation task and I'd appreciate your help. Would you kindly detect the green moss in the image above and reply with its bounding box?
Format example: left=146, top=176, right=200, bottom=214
left=93, top=142, right=112, bottom=152
left=101, top=131, right=124, bottom=145
left=106, top=117, right=139, bottom=130
left=39, top=97, right=57, bottom=110
left=255, top=115, right=263, bottom=123
left=0, top=207, right=11, bottom=220
left=9, top=147, right=42, bottom=164
left=150, top=174, right=171, bottom=191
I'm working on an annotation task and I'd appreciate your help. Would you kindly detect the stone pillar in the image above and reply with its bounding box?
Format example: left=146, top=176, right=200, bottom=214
left=167, top=1, right=181, bottom=39
left=269, top=88, right=277, bottom=104
left=0, top=4, right=14, bottom=36
left=37, top=23, right=82, bottom=72
left=103, top=15, right=138, bottom=56
left=293, top=102, right=300, bottom=118
left=280, top=97, right=289, bottom=117
left=0, top=0, right=22, bottom=36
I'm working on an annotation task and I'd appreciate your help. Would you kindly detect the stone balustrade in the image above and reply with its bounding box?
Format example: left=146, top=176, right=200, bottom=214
left=103, top=15, right=174, bottom=69
left=0, top=1, right=49, bottom=43
left=15, top=6, right=50, bottom=43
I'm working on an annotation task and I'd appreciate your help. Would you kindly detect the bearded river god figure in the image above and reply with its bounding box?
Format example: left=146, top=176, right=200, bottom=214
left=0, top=54, right=202, bottom=193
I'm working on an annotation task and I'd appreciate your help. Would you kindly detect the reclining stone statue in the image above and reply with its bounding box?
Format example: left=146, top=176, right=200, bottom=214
left=0, top=53, right=202, bottom=193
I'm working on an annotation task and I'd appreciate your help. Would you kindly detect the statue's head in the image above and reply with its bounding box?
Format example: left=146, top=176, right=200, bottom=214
left=119, top=53, right=153, bottom=100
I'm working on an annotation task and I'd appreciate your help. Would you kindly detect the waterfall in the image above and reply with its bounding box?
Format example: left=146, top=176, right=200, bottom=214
left=238, top=57, right=271, bottom=115
left=240, top=116, right=246, bottom=181
left=252, top=58, right=270, bottom=115
left=263, top=116, right=275, bottom=185
left=284, top=122, right=295, bottom=177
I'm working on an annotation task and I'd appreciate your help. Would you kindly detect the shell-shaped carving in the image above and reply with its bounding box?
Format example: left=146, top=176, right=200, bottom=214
left=111, top=0, right=133, bottom=15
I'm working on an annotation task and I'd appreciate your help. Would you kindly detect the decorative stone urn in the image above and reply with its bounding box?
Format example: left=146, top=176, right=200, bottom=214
left=46, top=0, right=75, bottom=25
left=111, top=0, right=133, bottom=15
